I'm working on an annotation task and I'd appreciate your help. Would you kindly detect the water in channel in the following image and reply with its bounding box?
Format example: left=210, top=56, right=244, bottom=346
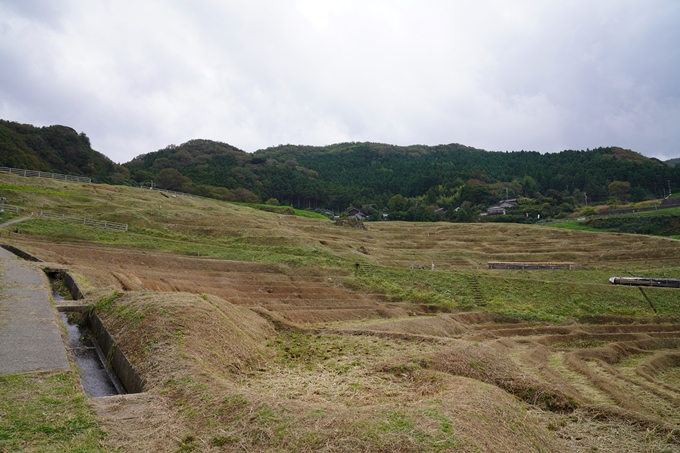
left=54, top=288, right=124, bottom=397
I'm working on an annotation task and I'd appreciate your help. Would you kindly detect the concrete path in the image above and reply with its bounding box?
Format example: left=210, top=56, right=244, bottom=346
left=0, top=216, right=33, bottom=228
left=0, top=246, right=70, bottom=375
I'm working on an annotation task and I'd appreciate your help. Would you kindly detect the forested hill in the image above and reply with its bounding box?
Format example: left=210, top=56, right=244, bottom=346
left=667, top=158, right=680, bottom=167
left=125, top=140, right=680, bottom=212
left=3, top=119, right=680, bottom=218
left=255, top=142, right=672, bottom=204
left=0, top=120, right=126, bottom=183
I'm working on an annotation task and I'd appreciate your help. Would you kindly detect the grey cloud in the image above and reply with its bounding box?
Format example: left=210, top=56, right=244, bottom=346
left=0, top=0, right=678, bottom=162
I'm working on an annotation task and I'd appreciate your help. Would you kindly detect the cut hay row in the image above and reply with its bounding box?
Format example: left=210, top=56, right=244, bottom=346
left=278, top=307, right=410, bottom=324
left=488, top=261, right=575, bottom=270
left=637, top=352, right=680, bottom=393
left=479, top=324, right=680, bottom=338
left=261, top=300, right=393, bottom=309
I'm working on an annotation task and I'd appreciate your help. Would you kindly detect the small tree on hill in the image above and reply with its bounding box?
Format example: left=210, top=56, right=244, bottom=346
left=155, top=168, right=191, bottom=191
left=608, top=181, right=631, bottom=202
left=231, top=188, right=261, bottom=203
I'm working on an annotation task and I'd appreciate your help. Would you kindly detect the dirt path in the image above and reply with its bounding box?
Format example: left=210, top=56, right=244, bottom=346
left=0, top=247, right=69, bottom=375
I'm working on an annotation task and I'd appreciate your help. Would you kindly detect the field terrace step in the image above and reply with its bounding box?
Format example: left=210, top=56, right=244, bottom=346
left=261, top=299, right=387, bottom=309
left=132, top=273, right=332, bottom=287
left=534, top=332, right=666, bottom=346
left=135, top=269, right=289, bottom=282
left=264, top=305, right=385, bottom=313
left=279, top=307, right=410, bottom=324
left=478, top=324, right=680, bottom=338
left=260, top=298, right=386, bottom=307
left=225, top=291, right=365, bottom=301
left=15, top=243, right=409, bottom=323
left=138, top=280, right=369, bottom=301
left=139, top=277, right=338, bottom=292
left=225, top=285, right=359, bottom=296
left=390, top=259, right=474, bottom=268
left=646, top=332, right=680, bottom=338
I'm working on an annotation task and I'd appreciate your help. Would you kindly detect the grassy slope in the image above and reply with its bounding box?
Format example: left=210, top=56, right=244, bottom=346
left=2, top=173, right=680, bottom=451
left=2, top=172, right=680, bottom=322
left=550, top=207, right=680, bottom=239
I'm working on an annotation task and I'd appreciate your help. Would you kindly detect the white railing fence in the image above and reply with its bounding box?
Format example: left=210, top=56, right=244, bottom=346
left=0, top=204, right=20, bottom=214
left=138, top=185, right=204, bottom=199
left=39, top=210, right=128, bottom=232
left=0, top=167, right=91, bottom=183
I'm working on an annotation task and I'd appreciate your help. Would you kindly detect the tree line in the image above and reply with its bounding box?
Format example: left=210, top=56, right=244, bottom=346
left=3, top=119, right=680, bottom=222
left=123, top=140, right=680, bottom=221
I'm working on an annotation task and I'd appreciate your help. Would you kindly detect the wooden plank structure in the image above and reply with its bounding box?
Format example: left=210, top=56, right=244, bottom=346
left=609, top=277, right=680, bottom=288
left=488, top=261, right=575, bottom=270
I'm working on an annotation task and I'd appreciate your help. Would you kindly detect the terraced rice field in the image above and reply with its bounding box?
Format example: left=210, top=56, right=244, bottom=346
left=19, top=240, right=680, bottom=449
left=2, top=176, right=680, bottom=451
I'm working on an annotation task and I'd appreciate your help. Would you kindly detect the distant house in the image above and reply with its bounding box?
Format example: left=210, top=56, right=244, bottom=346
left=486, top=206, right=506, bottom=215
left=346, top=208, right=367, bottom=220
left=497, top=199, right=518, bottom=208
left=486, top=198, right=517, bottom=215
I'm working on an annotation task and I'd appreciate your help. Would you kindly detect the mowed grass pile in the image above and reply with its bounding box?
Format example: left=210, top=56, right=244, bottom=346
left=2, top=172, right=680, bottom=322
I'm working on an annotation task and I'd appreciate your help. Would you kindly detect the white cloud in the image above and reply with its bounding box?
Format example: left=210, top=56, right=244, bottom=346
left=0, top=0, right=678, bottom=162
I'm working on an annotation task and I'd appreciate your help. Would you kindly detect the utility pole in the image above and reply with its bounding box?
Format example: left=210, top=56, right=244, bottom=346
left=669, top=180, right=672, bottom=197
left=505, top=187, right=509, bottom=200
left=584, top=193, right=587, bottom=206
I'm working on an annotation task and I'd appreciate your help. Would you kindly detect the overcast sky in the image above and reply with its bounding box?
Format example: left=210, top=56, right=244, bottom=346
left=1, top=0, right=679, bottom=163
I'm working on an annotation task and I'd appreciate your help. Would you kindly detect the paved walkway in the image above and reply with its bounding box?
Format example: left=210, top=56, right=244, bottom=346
left=0, top=246, right=70, bottom=375
left=0, top=216, right=33, bottom=229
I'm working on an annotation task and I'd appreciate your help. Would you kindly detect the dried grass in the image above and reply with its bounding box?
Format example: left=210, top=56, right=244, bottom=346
left=340, top=314, right=468, bottom=337
left=380, top=340, right=578, bottom=412
left=92, top=297, right=569, bottom=452
left=95, top=291, right=277, bottom=389
left=637, top=352, right=680, bottom=390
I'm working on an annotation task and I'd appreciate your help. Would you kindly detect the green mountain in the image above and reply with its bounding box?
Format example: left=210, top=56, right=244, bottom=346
left=125, top=140, right=680, bottom=211
left=3, top=119, right=680, bottom=220
left=0, top=119, right=124, bottom=183
left=667, top=158, right=680, bottom=167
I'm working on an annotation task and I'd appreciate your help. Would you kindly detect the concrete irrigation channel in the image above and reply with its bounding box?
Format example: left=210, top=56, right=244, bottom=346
left=46, top=267, right=145, bottom=396
left=0, top=243, right=143, bottom=397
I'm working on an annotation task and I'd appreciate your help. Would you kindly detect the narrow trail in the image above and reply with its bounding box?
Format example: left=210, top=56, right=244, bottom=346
left=0, top=216, right=32, bottom=228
